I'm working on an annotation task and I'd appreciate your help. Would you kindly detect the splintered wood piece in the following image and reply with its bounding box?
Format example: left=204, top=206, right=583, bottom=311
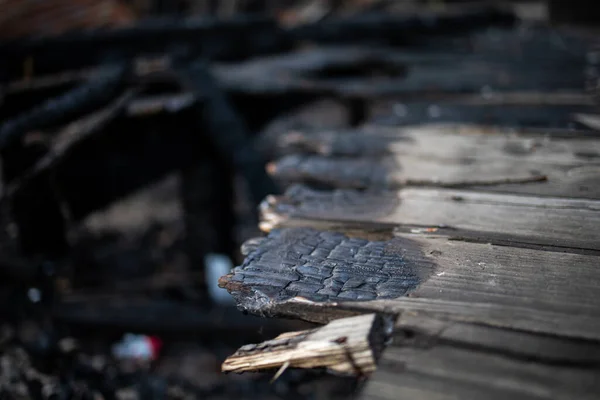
left=221, top=227, right=600, bottom=341
left=262, top=185, right=600, bottom=251
left=267, top=124, right=600, bottom=196
left=5, top=90, right=136, bottom=199
left=222, top=313, right=391, bottom=376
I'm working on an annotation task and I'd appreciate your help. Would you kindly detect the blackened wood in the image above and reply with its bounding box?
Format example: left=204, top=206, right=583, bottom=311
left=126, top=92, right=197, bottom=116
left=362, top=318, right=600, bottom=400
left=549, top=0, right=600, bottom=26
left=5, top=91, right=134, bottom=258
left=266, top=124, right=600, bottom=197
left=223, top=313, right=390, bottom=376
left=0, top=16, right=290, bottom=80
left=219, top=227, right=437, bottom=316
left=53, top=296, right=304, bottom=341
left=261, top=185, right=600, bottom=251
left=182, top=62, right=280, bottom=204
left=222, top=227, right=600, bottom=341
left=0, top=64, right=127, bottom=156
left=288, top=4, right=515, bottom=45
left=5, top=91, right=135, bottom=200
left=53, top=108, right=203, bottom=221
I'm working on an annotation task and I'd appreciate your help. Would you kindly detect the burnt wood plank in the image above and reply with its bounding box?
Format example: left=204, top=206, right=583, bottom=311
left=363, top=344, right=600, bottom=400
left=289, top=4, right=515, bottom=45
left=215, top=46, right=586, bottom=98
left=220, top=227, right=600, bottom=340
left=0, top=16, right=289, bottom=79
left=271, top=124, right=600, bottom=162
left=267, top=125, right=600, bottom=198
left=261, top=185, right=600, bottom=251
left=359, top=313, right=600, bottom=400
left=369, top=97, right=597, bottom=129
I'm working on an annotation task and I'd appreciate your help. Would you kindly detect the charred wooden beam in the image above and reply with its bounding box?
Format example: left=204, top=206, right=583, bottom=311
left=223, top=313, right=392, bottom=376
left=265, top=124, right=600, bottom=196
left=260, top=184, right=600, bottom=252
left=0, top=16, right=290, bottom=80
left=0, top=64, right=127, bottom=158
left=5, top=91, right=136, bottom=199
left=214, top=43, right=588, bottom=101
left=4, top=90, right=134, bottom=258
left=182, top=61, right=280, bottom=204
left=288, top=4, right=515, bottom=45
left=548, top=0, right=600, bottom=25
left=179, top=155, right=236, bottom=286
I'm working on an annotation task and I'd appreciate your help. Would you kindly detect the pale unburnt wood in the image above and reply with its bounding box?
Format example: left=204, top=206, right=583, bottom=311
left=359, top=313, right=600, bottom=400
left=222, top=313, right=390, bottom=376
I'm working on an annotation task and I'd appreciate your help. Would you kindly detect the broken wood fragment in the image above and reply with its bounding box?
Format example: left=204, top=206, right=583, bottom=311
left=0, top=64, right=127, bottom=152
left=222, top=313, right=392, bottom=376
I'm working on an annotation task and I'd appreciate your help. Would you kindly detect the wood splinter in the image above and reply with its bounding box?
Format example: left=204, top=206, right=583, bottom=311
left=222, top=313, right=392, bottom=377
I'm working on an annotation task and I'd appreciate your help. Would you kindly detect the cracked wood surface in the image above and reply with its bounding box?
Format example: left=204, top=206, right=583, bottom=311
left=222, top=313, right=391, bottom=376
left=267, top=124, right=600, bottom=197
left=220, top=226, right=600, bottom=341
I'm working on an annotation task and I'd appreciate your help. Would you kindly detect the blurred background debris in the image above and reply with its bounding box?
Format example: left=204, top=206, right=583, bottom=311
left=0, top=0, right=598, bottom=399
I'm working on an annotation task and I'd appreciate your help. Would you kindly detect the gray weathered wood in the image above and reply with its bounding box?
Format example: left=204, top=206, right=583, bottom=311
left=267, top=124, right=600, bottom=197
left=363, top=341, right=600, bottom=400
left=214, top=41, right=588, bottom=98
left=261, top=185, right=600, bottom=251
left=361, top=314, right=600, bottom=400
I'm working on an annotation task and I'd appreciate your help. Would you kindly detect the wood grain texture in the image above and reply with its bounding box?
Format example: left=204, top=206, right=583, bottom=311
left=267, top=124, right=600, bottom=197
left=219, top=227, right=437, bottom=312
left=215, top=31, right=588, bottom=98
left=222, top=227, right=600, bottom=340
left=262, top=185, right=600, bottom=251
left=223, top=313, right=392, bottom=376
left=361, top=315, right=600, bottom=400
